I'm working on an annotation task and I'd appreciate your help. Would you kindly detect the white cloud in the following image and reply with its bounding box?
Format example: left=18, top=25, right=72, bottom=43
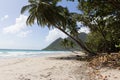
left=17, top=30, right=32, bottom=38
left=46, top=28, right=67, bottom=43
left=77, top=22, right=90, bottom=34
left=3, top=15, right=27, bottom=34
left=78, top=27, right=90, bottom=34
left=2, top=15, right=31, bottom=38
left=46, top=26, right=90, bottom=44
left=1, top=15, right=9, bottom=21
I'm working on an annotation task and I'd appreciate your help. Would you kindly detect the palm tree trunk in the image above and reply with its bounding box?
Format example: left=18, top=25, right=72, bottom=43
left=97, top=25, right=110, bottom=53
left=56, top=26, right=97, bottom=56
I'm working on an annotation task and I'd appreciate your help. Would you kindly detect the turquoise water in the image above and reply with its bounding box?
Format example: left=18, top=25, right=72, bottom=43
left=0, top=49, right=70, bottom=58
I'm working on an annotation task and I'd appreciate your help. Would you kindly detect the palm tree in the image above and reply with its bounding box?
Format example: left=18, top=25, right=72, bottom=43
left=21, top=0, right=65, bottom=26
left=21, top=0, right=97, bottom=56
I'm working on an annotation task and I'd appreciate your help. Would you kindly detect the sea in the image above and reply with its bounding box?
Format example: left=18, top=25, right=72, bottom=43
left=0, top=49, right=70, bottom=58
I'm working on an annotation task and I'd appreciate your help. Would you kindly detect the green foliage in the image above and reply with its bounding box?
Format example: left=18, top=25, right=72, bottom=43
left=86, top=32, right=102, bottom=53
left=21, top=0, right=95, bottom=55
left=43, top=32, right=87, bottom=51
left=43, top=38, right=65, bottom=51
left=77, top=0, right=120, bottom=53
left=22, top=0, right=120, bottom=56
left=61, top=38, right=75, bottom=48
left=21, top=0, right=66, bottom=27
left=43, top=38, right=77, bottom=51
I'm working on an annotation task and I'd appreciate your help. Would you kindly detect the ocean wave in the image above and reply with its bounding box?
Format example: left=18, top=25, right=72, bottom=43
left=0, top=50, right=71, bottom=58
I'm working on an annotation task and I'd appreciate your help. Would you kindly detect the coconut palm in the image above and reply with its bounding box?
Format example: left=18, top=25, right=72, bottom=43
left=21, top=0, right=96, bottom=56
left=21, top=0, right=65, bottom=27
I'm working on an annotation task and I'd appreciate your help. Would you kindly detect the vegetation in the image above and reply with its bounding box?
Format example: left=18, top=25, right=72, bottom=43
left=43, top=32, right=87, bottom=51
left=21, top=0, right=120, bottom=56
left=77, top=0, right=120, bottom=54
left=21, top=0, right=95, bottom=56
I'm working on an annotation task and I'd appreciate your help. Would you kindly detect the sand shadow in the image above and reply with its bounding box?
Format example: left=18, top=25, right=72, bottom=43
left=48, top=54, right=88, bottom=61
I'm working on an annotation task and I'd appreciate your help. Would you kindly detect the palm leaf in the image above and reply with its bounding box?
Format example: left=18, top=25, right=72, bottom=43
left=21, top=4, right=33, bottom=14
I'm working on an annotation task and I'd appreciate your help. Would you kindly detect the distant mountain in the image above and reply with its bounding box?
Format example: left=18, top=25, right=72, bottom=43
left=43, top=32, right=87, bottom=51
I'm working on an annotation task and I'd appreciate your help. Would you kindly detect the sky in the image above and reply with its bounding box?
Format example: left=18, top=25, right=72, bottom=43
left=0, top=0, right=89, bottom=50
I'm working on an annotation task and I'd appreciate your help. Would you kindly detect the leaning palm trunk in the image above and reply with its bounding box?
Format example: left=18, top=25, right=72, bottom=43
left=56, top=26, right=97, bottom=56
left=21, top=0, right=97, bottom=56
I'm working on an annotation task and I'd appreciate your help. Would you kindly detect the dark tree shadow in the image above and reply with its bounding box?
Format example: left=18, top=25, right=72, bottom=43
left=48, top=54, right=88, bottom=61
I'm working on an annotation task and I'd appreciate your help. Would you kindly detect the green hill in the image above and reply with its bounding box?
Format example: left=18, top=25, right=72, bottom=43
left=43, top=32, right=87, bottom=51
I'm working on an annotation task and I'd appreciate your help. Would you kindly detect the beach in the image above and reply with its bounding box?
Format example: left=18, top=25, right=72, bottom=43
left=0, top=52, right=120, bottom=80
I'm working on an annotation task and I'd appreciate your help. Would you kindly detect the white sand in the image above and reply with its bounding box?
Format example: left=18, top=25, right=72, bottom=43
left=0, top=53, right=119, bottom=80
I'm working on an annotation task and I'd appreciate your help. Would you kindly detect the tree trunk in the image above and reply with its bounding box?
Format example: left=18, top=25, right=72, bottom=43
left=97, top=25, right=110, bottom=54
left=56, top=26, right=97, bottom=56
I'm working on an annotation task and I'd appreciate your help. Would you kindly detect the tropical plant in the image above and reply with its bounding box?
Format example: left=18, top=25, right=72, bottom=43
left=61, top=38, right=75, bottom=49
left=21, top=0, right=96, bottom=56
left=75, top=0, right=120, bottom=54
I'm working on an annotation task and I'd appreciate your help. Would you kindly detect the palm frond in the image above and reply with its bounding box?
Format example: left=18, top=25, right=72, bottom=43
left=29, top=0, right=38, bottom=3
left=21, top=4, right=32, bottom=14
left=21, top=0, right=67, bottom=28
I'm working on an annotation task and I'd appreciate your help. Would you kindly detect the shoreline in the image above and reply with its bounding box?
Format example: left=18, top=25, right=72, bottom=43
left=0, top=52, right=119, bottom=80
left=0, top=52, right=89, bottom=80
left=0, top=51, right=74, bottom=59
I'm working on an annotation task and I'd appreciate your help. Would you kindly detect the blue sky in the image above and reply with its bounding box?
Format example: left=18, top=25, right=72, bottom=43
left=0, top=0, right=89, bottom=50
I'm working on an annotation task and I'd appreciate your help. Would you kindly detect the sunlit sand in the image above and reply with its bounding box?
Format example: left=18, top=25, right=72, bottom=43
left=0, top=53, right=119, bottom=80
